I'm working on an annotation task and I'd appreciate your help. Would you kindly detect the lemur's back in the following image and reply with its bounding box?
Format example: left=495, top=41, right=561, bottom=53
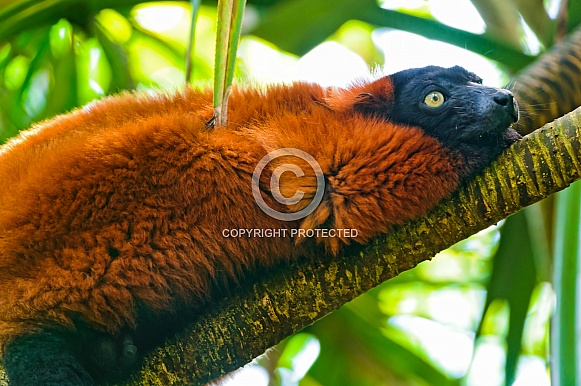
left=0, top=83, right=326, bottom=353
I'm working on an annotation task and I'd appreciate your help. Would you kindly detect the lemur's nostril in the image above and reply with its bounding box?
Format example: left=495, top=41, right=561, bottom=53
left=493, top=90, right=513, bottom=107
left=492, top=89, right=519, bottom=123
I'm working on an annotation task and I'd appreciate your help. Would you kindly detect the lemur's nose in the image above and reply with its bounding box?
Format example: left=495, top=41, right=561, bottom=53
left=494, top=89, right=519, bottom=123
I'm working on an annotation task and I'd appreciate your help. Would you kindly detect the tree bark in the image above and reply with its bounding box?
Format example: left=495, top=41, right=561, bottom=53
left=110, top=105, right=581, bottom=386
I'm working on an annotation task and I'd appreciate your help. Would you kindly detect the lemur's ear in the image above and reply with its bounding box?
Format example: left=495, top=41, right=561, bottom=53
left=325, top=77, right=394, bottom=117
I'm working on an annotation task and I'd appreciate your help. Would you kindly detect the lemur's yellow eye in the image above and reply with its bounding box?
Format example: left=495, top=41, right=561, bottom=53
left=424, top=91, right=445, bottom=108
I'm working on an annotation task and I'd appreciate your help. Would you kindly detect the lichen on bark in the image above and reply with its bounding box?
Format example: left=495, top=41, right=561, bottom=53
left=122, top=107, right=581, bottom=385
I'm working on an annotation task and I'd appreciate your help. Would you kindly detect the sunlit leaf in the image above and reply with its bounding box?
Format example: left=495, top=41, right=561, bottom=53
left=4, top=55, right=29, bottom=90
left=97, top=9, right=133, bottom=44
left=479, top=299, right=510, bottom=337
left=131, top=27, right=185, bottom=68
left=49, top=18, right=73, bottom=58
left=470, top=0, right=524, bottom=50
left=95, top=16, right=135, bottom=91
left=11, top=29, right=51, bottom=127
left=330, top=20, right=384, bottom=66
left=568, top=0, right=581, bottom=34
left=131, top=2, right=192, bottom=48
left=513, top=0, right=554, bottom=47
left=273, top=333, right=320, bottom=386
left=521, top=283, right=552, bottom=358
left=250, top=0, right=366, bottom=56
left=0, top=42, right=11, bottom=69
left=42, top=19, right=77, bottom=119
left=250, top=0, right=535, bottom=72
left=75, top=37, right=112, bottom=104
left=213, top=0, right=246, bottom=126
left=128, top=29, right=185, bottom=88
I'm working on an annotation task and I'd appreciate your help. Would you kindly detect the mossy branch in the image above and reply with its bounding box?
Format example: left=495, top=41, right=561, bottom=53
left=113, top=107, right=581, bottom=385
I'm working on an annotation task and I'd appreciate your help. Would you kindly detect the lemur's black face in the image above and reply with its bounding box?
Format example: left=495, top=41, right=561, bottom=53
left=388, top=66, right=521, bottom=165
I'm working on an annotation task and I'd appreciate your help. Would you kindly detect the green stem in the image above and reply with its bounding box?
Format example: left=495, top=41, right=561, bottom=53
left=185, top=0, right=201, bottom=84
left=213, top=0, right=232, bottom=127
left=220, top=0, right=246, bottom=122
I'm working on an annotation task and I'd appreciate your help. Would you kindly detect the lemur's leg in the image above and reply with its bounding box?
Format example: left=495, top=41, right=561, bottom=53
left=3, top=330, right=96, bottom=386
left=3, top=328, right=140, bottom=386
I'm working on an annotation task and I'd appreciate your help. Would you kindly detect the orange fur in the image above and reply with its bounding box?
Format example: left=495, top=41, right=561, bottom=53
left=0, top=78, right=463, bottom=350
left=325, top=77, right=394, bottom=114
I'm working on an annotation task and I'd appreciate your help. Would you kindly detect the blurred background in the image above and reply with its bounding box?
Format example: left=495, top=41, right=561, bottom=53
left=1, top=1, right=580, bottom=385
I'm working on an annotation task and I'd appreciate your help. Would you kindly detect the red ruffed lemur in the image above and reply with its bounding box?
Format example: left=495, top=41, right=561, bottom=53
left=0, top=65, right=519, bottom=385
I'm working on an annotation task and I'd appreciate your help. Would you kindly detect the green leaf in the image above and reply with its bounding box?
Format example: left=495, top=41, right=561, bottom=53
left=308, top=307, right=460, bottom=386
left=16, top=31, right=50, bottom=101
left=213, top=0, right=233, bottom=125
left=471, top=211, right=538, bottom=386
left=0, top=42, right=12, bottom=70
left=42, top=19, right=77, bottom=118
left=186, top=0, right=202, bottom=83
left=568, top=0, right=581, bottom=34
left=97, top=8, right=133, bottom=44
left=249, top=0, right=365, bottom=56
left=273, top=333, right=320, bottom=386
left=551, top=180, right=581, bottom=386
left=3, top=54, right=30, bottom=90
left=128, top=29, right=186, bottom=87
left=330, top=20, right=384, bottom=66
left=8, top=28, right=52, bottom=126
left=95, top=13, right=135, bottom=91
left=49, top=18, right=73, bottom=58
left=130, top=27, right=185, bottom=69
left=224, top=0, right=245, bottom=91
left=75, top=37, right=111, bottom=104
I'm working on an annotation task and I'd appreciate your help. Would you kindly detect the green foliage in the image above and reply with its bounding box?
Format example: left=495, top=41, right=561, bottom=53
left=551, top=179, right=581, bottom=386
left=272, top=333, right=320, bottom=386
left=475, top=212, right=538, bottom=385
left=0, top=1, right=218, bottom=141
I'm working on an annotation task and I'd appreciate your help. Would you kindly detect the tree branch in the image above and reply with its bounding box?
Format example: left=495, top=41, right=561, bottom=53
left=116, top=28, right=581, bottom=385
left=112, top=106, right=581, bottom=385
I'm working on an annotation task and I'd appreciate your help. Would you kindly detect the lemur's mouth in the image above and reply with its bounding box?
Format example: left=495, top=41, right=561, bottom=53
left=511, top=99, right=520, bottom=123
